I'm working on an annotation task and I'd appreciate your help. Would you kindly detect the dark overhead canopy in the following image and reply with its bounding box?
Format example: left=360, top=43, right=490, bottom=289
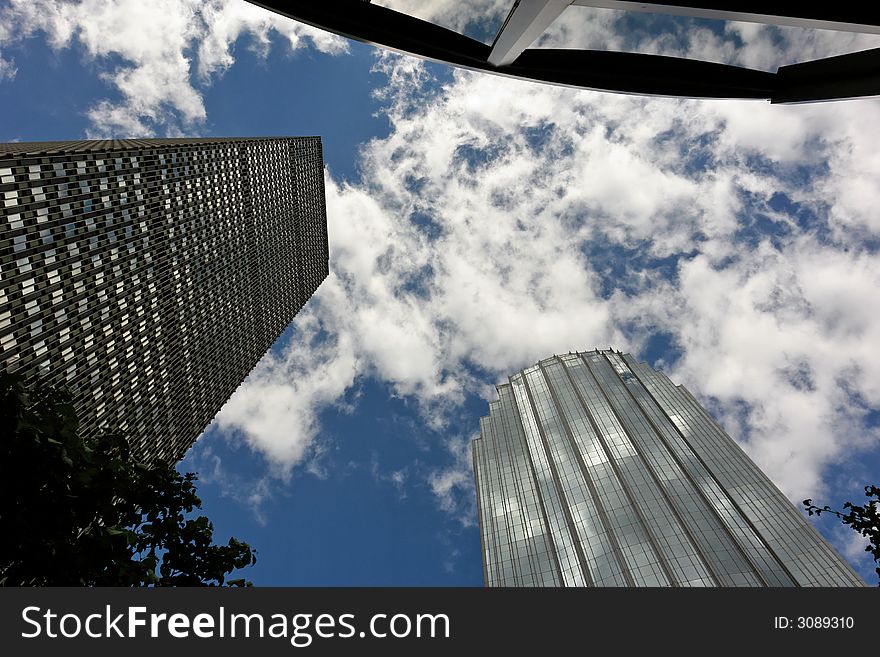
left=245, top=0, right=880, bottom=103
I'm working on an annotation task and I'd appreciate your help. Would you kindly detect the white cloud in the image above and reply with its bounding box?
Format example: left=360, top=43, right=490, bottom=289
left=0, top=52, right=15, bottom=81
left=724, top=20, right=880, bottom=70
left=183, top=445, right=275, bottom=525
left=214, top=310, right=360, bottom=477
left=540, top=6, right=880, bottom=72
left=370, top=455, right=409, bottom=499
left=837, top=522, right=871, bottom=564
left=0, top=0, right=348, bottom=136
left=196, top=0, right=348, bottom=80
left=625, top=241, right=880, bottom=497
left=372, top=0, right=510, bottom=39
left=427, top=435, right=477, bottom=526
left=215, top=18, right=880, bottom=518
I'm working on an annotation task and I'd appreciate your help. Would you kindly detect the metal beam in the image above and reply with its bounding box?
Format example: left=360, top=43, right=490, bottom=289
left=571, top=1, right=880, bottom=34
left=244, top=0, right=880, bottom=102
left=510, top=47, right=773, bottom=98
left=488, top=0, right=572, bottom=67
left=773, top=47, right=880, bottom=103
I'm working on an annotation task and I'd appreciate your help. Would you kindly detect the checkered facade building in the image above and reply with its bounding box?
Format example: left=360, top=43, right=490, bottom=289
left=0, top=137, right=328, bottom=463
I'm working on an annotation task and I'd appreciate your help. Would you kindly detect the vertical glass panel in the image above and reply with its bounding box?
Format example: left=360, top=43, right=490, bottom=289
left=510, top=375, right=586, bottom=586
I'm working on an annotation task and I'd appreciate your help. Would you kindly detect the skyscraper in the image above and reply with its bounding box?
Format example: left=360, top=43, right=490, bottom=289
left=0, top=137, right=328, bottom=463
left=473, top=349, right=864, bottom=587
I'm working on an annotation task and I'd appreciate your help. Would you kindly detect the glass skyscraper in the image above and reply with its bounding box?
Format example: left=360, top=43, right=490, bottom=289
left=0, top=137, right=328, bottom=464
left=473, top=349, right=864, bottom=587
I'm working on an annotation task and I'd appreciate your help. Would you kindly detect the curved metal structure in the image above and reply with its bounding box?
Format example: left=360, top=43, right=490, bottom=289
left=246, top=0, right=880, bottom=103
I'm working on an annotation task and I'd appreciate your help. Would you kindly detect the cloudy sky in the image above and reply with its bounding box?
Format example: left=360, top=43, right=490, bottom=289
left=2, top=0, right=879, bottom=585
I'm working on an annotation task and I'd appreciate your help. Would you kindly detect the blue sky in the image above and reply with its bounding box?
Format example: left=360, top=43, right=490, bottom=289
left=2, top=0, right=879, bottom=585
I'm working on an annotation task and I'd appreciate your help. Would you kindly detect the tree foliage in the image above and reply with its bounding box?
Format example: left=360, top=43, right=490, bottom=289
left=0, top=373, right=256, bottom=586
left=804, top=486, right=880, bottom=586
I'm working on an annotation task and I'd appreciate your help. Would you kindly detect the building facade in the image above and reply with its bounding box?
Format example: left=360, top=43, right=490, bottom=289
left=473, top=349, right=864, bottom=587
left=0, top=137, right=328, bottom=463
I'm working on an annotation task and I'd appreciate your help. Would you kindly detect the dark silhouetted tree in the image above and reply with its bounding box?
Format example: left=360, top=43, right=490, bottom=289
left=804, top=486, right=879, bottom=586
left=0, top=372, right=256, bottom=586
